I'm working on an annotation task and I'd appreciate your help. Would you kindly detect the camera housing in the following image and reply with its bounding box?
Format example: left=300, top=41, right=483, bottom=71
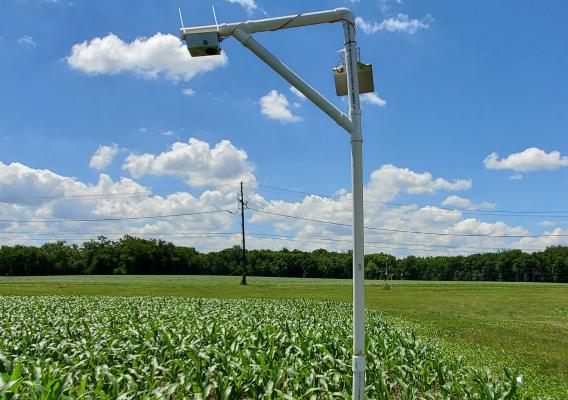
left=186, top=32, right=221, bottom=57
left=333, top=63, right=374, bottom=96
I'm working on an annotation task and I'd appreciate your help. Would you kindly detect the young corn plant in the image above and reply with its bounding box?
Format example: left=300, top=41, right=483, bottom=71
left=0, top=296, right=525, bottom=399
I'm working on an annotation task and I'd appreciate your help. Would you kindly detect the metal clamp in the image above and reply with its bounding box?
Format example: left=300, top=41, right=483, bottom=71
left=352, top=355, right=366, bottom=372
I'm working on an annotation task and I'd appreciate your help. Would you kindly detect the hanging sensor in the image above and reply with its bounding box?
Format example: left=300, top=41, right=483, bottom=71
left=333, top=62, right=374, bottom=96
left=186, top=32, right=221, bottom=56
left=182, top=5, right=221, bottom=57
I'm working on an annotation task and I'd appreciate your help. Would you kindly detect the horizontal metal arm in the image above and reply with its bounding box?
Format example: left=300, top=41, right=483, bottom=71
left=231, top=28, right=354, bottom=133
left=181, top=8, right=353, bottom=40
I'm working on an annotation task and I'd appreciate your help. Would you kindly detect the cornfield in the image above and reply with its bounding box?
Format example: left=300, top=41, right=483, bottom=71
left=0, top=297, right=522, bottom=399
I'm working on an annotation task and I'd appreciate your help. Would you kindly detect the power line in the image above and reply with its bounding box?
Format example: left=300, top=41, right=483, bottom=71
left=0, top=183, right=243, bottom=203
left=248, top=232, right=351, bottom=248
left=249, top=207, right=350, bottom=227
left=0, top=234, right=478, bottom=254
left=250, top=232, right=351, bottom=243
left=0, top=190, right=152, bottom=202
left=0, top=231, right=239, bottom=236
left=246, top=207, right=568, bottom=238
left=246, top=233, right=501, bottom=254
left=366, top=239, right=540, bottom=251
left=0, top=234, right=237, bottom=242
left=364, top=225, right=567, bottom=238
left=248, top=232, right=542, bottom=252
left=366, top=244, right=475, bottom=254
left=257, top=184, right=568, bottom=217
left=0, top=229, right=543, bottom=252
left=0, top=231, right=549, bottom=254
left=0, top=209, right=233, bottom=223
left=2, top=182, right=565, bottom=217
left=1, top=181, right=565, bottom=246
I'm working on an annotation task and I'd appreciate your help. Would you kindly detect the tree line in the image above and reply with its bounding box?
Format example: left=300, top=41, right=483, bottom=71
left=0, top=236, right=566, bottom=282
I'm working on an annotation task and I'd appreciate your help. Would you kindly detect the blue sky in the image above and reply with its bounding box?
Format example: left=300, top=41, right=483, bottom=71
left=0, top=0, right=566, bottom=255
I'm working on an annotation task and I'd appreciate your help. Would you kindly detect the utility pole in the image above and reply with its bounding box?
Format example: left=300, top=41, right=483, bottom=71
left=239, top=181, right=247, bottom=285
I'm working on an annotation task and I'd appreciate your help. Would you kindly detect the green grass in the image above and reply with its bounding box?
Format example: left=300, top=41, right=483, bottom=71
left=1, top=275, right=567, bottom=399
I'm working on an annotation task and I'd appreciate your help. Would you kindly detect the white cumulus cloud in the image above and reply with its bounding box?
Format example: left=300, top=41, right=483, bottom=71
left=260, top=90, right=301, bottom=123
left=365, top=164, right=472, bottom=204
left=361, top=93, right=387, bottom=107
left=67, top=33, right=227, bottom=82
left=484, top=147, right=568, bottom=172
left=1, top=156, right=564, bottom=255
left=17, top=35, right=37, bottom=47
left=226, top=0, right=257, bottom=13
left=441, top=195, right=495, bottom=210
left=356, top=14, right=432, bottom=35
left=122, top=138, right=256, bottom=190
left=246, top=163, right=554, bottom=256
left=0, top=161, right=85, bottom=202
left=182, top=88, right=195, bottom=96
left=512, top=228, right=568, bottom=251
left=89, top=144, right=119, bottom=170
left=0, top=161, right=239, bottom=250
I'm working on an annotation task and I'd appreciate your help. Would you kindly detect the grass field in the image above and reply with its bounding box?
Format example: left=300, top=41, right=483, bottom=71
left=1, top=275, right=567, bottom=399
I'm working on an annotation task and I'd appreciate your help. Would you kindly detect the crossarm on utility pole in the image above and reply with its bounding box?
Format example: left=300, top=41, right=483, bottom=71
left=230, top=28, right=354, bottom=133
left=181, top=8, right=354, bottom=38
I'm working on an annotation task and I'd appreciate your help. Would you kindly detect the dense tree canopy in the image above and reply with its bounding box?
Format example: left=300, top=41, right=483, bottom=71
left=0, top=236, right=566, bottom=282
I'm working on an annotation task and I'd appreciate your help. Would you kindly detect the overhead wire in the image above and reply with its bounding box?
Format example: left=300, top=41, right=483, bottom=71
left=0, top=190, right=153, bottom=202
left=0, top=209, right=233, bottom=224
left=247, top=232, right=542, bottom=252
left=3, top=233, right=487, bottom=255
left=0, top=182, right=241, bottom=203
left=1, top=182, right=566, bottom=216
left=0, top=229, right=543, bottom=252
left=0, top=231, right=239, bottom=236
left=2, top=234, right=238, bottom=242
left=246, top=207, right=568, bottom=238
left=257, top=184, right=568, bottom=217
left=1, top=181, right=565, bottom=253
left=242, top=233, right=504, bottom=254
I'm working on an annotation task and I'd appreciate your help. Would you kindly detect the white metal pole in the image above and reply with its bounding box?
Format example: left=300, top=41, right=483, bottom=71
left=180, top=8, right=367, bottom=397
left=181, top=8, right=354, bottom=38
left=342, top=20, right=366, bottom=400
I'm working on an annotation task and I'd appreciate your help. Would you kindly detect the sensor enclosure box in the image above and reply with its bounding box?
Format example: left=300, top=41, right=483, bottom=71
left=333, top=63, right=374, bottom=96
left=187, top=32, right=221, bottom=57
